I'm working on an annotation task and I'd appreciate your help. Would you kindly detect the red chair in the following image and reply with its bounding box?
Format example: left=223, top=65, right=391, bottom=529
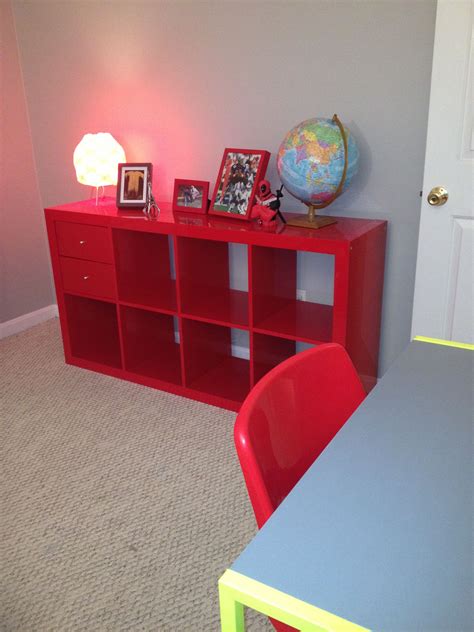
left=234, top=344, right=366, bottom=632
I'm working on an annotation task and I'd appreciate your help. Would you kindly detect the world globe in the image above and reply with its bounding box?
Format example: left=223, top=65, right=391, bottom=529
left=277, top=116, right=359, bottom=208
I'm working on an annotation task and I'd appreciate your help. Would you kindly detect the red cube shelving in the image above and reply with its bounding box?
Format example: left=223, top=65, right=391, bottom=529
left=45, top=199, right=387, bottom=410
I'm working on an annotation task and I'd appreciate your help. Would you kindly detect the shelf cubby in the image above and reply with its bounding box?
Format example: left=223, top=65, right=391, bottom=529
left=177, top=237, right=249, bottom=328
left=182, top=319, right=250, bottom=404
left=252, top=333, right=315, bottom=384
left=113, top=229, right=177, bottom=312
left=251, top=246, right=333, bottom=343
left=252, top=333, right=296, bottom=385
left=64, top=294, right=121, bottom=368
left=120, top=306, right=182, bottom=385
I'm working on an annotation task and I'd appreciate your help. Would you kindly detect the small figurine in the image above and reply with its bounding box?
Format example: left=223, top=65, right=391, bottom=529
left=251, top=181, right=286, bottom=227
left=143, top=181, right=160, bottom=220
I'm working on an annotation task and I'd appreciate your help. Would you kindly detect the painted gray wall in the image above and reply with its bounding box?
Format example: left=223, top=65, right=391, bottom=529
left=11, top=0, right=436, bottom=373
left=1, top=1, right=54, bottom=322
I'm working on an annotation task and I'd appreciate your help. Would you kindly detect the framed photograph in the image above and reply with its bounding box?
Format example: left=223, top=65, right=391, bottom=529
left=117, top=163, right=152, bottom=208
left=172, top=179, right=209, bottom=214
left=209, top=148, right=270, bottom=220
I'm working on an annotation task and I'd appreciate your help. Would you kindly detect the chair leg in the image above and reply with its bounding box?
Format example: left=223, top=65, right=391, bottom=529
left=270, top=616, right=298, bottom=632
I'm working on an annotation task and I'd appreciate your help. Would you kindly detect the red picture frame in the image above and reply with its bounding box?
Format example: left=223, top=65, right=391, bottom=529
left=172, top=179, right=210, bottom=214
left=209, top=148, right=270, bottom=220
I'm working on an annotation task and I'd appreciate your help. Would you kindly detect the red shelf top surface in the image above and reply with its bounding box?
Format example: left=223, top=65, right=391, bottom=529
left=187, top=355, right=250, bottom=404
left=117, top=278, right=177, bottom=313
left=181, top=287, right=249, bottom=329
left=46, top=197, right=386, bottom=251
left=253, top=299, right=333, bottom=344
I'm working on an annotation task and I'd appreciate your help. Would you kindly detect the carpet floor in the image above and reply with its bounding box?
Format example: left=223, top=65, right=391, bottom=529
left=1, top=319, right=272, bottom=631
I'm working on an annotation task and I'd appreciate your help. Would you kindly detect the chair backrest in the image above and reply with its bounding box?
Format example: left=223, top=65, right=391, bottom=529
left=234, top=343, right=366, bottom=528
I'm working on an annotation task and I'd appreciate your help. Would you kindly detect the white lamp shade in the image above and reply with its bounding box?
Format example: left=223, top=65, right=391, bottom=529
left=73, top=132, right=126, bottom=187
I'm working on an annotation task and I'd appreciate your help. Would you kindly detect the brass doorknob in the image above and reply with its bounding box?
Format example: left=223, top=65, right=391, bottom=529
left=427, top=186, right=448, bottom=206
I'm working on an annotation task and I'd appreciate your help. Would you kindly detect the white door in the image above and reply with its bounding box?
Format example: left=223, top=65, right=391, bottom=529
left=412, top=0, right=473, bottom=344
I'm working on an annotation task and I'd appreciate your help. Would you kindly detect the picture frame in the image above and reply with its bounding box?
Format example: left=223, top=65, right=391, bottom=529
left=117, top=163, right=152, bottom=209
left=172, top=179, right=210, bottom=214
left=209, top=148, right=270, bottom=220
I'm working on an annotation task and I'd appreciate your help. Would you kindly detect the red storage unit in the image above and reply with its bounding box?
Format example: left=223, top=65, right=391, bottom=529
left=45, top=198, right=387, bottom=411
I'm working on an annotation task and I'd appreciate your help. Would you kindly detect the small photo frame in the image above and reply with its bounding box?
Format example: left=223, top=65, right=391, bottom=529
left=209, top=148, right=270, bottom=220
left=172, top=179, right=209, bottom=214
left=117, top=163, right=152, bottom=208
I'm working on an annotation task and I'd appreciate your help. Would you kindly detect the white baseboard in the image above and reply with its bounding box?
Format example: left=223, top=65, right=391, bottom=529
left=0, top=304, right=59, bottom=339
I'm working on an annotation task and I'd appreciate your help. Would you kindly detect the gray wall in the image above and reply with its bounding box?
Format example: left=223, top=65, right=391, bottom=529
left=10, top=0, right=436, bottom=373
left=1, top=1, right=54, bottom=322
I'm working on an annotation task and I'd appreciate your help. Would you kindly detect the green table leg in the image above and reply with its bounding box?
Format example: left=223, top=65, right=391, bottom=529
left=219, top=576, right=245, bottom=631
left=218, top=569, right=369, bottom=632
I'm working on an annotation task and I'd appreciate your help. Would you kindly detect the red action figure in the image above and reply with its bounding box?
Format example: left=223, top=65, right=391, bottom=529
left=251, top=180, right=286, bottom=227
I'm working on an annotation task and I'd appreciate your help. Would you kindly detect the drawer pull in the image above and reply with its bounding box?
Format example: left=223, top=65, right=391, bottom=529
left=83, top=275, right=90, bottom=281
left=79, top=240, right=86, bottom=245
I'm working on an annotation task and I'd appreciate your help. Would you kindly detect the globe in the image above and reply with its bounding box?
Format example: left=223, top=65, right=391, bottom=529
left=277, top=116, right=359, bottom=208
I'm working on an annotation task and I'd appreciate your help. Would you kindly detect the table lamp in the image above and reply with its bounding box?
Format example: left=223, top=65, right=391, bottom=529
left=73, top=132, right=126, bottom=204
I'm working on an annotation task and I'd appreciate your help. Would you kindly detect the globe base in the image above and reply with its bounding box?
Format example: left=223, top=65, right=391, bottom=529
left=286, top=213, right=337, bottom=230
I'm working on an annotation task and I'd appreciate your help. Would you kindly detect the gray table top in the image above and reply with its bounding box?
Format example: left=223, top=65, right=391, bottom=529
left=231, top=341, right=473, bottom=631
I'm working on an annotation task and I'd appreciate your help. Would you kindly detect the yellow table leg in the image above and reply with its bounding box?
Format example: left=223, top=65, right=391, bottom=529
left=218, top=569, right=369, bottom=632
left=219, top=577, right=245, bottom=632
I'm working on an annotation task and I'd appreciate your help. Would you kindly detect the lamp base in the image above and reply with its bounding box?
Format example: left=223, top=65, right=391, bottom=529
left=92, top=185, right=106, bottom=206
left=286, top=214, right=337, bottom=230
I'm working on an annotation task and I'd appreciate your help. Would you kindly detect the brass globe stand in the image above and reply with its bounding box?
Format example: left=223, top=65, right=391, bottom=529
left=286, top=114, right=349, bottom=230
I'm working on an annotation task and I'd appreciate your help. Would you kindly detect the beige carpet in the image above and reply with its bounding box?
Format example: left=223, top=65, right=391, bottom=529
left=1, top=319, right=272, bottom=631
